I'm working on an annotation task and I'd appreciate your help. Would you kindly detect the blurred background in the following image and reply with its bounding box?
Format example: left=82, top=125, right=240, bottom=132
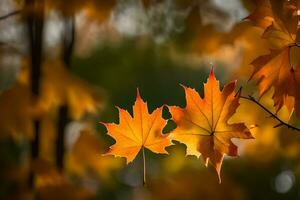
left=1, top=0, right=300, bottom=199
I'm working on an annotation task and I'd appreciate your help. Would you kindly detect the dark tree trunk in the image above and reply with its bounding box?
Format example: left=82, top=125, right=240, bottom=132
left=26, top=0, right=45, bottom=188
left=55, top=15, right=76, bottom=172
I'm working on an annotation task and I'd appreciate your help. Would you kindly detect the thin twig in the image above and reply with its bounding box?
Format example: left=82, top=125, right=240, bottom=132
left=289, top=42, right=300, bottom=48
left=239, top=95, right=300, bottom=132
left=0, top=10, right=22, bottom=21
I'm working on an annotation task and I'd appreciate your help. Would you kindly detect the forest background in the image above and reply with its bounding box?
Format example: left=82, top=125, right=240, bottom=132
left=1, top=0, right=300, bottom=199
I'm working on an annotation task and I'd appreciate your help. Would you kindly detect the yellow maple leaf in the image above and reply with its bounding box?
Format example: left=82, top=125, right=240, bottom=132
left=102, top=90, right=172, bottom=164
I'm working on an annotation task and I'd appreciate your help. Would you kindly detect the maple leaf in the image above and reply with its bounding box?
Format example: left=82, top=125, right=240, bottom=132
left=247, top=0, right=300, bottom=118
left=168, top=69, right=253, bottom=182
left=247, top=0, right=299, bottom=48
left=250, top=47, right=300, bottom=118
left=247, top=0, right=299, bottom=30
left=101, top=90, right=172, bottom=164
left=245, top=0, right=274, bottom=29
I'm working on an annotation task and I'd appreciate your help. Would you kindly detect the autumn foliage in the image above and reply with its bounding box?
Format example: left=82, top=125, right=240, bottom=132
left=101, top=0, right=300, bottom=186
left=1, top=0, right=300, bottom=199
left=248, top=0, right=300, bottom=117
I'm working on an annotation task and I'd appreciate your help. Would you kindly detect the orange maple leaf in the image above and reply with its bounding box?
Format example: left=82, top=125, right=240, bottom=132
left=101, top=90, right=172, bottom=164
left=247, top=0, right=300, bottom=38
left=245, top=0, right=274, bottom=29
left=168, top=69, right=253, bottom=182
left=248, top=0, right=300, bottom=118
left=250, top=47, right=300, bottom=118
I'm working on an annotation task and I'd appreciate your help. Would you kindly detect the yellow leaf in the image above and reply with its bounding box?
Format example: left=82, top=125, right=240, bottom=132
left=102, top=90, right=172, bottom=164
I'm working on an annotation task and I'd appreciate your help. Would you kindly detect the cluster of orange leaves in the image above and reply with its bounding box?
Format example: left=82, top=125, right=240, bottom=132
left=247, top=0, right=300, bottom=118
left=102, top=0, right=300, bottom=183
left=101, top=69, right=253, bottom=182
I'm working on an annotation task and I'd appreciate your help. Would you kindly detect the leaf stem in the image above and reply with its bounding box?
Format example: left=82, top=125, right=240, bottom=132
left=142, top=146, right=146, bottom=186
left=239, top=95, right=300, bottom=132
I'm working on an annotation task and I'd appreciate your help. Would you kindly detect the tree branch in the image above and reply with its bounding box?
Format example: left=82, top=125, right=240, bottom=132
left=0, top=10, right=22, bottom=21
left=239, top=95, right=300, bottom=132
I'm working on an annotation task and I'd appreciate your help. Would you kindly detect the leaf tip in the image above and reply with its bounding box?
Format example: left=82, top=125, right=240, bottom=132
left=99, top=121, right=108, bottom=128
left=218, top=175, right=222, bottom=184
left=136, top=87, right=141, bottom=99
left=233, top=79, right=237, bottom=87
left=205, top=158, right=209, bottom=167
left=209, top=66, right=215, bottom=77
left=179, top=83, right=187, bottom=89
left=115, top=105, right=122, bottom=111
left=215, top=164, right=222, bottom=184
